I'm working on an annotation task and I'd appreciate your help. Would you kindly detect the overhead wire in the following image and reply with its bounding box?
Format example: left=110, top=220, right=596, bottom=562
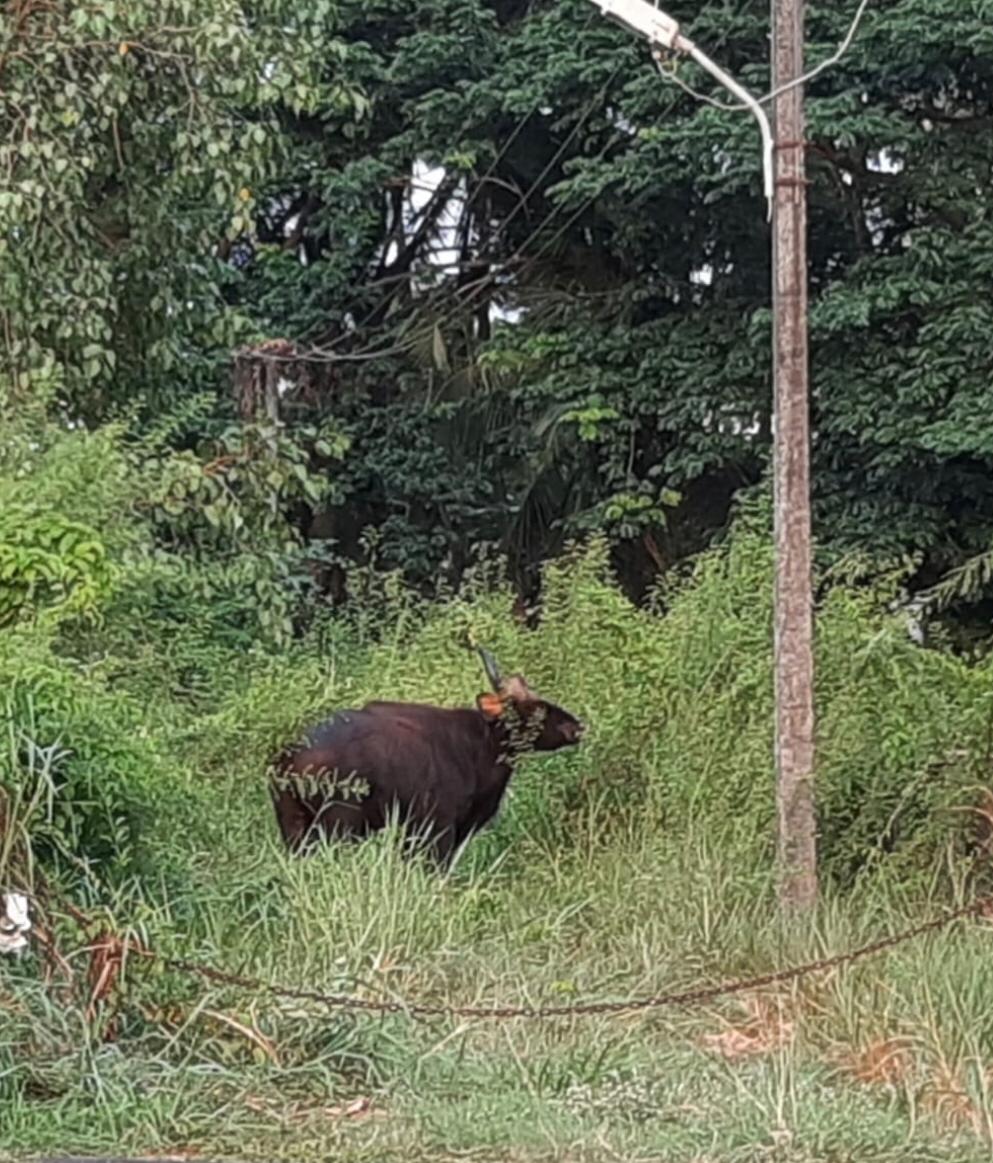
left=251, top=53, right=628, bottom=366
left=368, top=58, right=633, bottom=357
left=653, top=0, right=872, bottom=112
left=425, top=0, right=741, bottom=335
left=340, top=0, right=739, bottom=362
left=460, top=0, right=872, bottom=300
left=254, top=0, right=874, bottom=370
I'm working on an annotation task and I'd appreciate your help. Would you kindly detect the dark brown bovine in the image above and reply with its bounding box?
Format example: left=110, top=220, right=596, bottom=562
left=268, top=655, right=583, bottom=864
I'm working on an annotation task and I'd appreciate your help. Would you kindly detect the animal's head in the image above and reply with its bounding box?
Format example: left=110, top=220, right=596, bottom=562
left=474, top=648, right=584, bottom=752
left=0, top=892, right=31, bottom=957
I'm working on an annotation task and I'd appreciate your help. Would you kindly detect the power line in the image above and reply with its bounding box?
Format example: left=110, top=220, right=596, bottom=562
left=653, top=0, right=871, bottom=112
left=378, top=62, right=631, bottom=350
left=369, top=0, right=741, bottom=349
left=270, top=8, right=605, bottom=360
left=432, top=3, right=745, bottom=329
left=251, top=59, right=630, bottom=366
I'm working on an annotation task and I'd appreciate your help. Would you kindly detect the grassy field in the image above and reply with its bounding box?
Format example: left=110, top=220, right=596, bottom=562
left=5, top=535, right=993, bottom=1162
left=5, top=834, right=993, bottom=1163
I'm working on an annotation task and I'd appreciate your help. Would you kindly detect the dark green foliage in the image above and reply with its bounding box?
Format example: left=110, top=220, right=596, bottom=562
left=5, top=0, right=991, bottom=608
left=2, top=0, right=991, bottom=916
left=211, top=0, right=993, bottom=602
left=3, top=418, right=991, bottom=908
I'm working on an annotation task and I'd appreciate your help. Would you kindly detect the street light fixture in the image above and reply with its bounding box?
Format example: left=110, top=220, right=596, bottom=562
left=587, top=0, right=774, bottom=215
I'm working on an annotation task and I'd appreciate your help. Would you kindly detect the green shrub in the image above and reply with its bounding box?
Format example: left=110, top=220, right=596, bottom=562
left=5, top=425, right=993, bottom=1163
left=176, top=532, right=993, bottom=895
left=3, top=420, right=992, bottom=921
left=0, top=632, right=201, bottom=904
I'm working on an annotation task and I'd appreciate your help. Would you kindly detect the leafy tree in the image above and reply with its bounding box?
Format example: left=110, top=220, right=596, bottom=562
left=216, top=0, right=993, bottom=608
left=5, top=0, right=993, bottom=617
left=0, top=0, right=360, bottom=421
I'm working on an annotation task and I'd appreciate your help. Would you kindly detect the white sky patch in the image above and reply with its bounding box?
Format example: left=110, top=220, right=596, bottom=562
left=607, top=106, right=637, bottom=135
left=493, top=304, right=525, bottom=324
left=702, top=409, right=761, bottom=439
left=406, top=159, right=464, bottom=281
left=862, top=148, right=901, bottom=244
left=867, top=147, right=903, bottom=174
left=402, top=162, right=524, bottom=324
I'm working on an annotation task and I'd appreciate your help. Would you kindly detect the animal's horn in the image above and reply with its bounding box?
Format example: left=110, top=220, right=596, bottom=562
left=477, top=647, right=503, bottom=693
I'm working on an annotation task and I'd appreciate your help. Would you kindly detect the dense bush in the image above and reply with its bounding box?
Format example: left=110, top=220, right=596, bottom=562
left=3, top=423, right=992, bottom=917
left=4, top=422, right=993, bottom=1160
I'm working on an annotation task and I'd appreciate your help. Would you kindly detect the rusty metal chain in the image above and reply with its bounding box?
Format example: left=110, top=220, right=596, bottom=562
left=132, top=895, right=992, bottom=1021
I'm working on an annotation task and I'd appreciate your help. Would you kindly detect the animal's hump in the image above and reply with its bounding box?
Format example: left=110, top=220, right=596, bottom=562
left=295, top=707, right=375, bottom=749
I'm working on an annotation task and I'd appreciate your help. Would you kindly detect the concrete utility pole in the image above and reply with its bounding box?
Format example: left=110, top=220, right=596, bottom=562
left=771, top=0, right=817, bottom=913
left=587, top=0, right=818, bottom=912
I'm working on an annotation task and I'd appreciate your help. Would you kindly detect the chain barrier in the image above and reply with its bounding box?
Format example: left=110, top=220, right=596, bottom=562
left=111, top=895, right=993, bottom=1022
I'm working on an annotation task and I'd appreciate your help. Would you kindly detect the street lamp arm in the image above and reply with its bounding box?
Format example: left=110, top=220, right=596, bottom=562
left=686, top=42, right=774, bottom=214
left=588, top=0, right=774, bottom=217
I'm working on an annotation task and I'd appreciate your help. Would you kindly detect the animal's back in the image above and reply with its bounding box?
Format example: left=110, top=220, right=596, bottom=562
left=274, top=707, right=430, bottom=792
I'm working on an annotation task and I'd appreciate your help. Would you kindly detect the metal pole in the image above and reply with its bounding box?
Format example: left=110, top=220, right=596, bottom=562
left=772, top=0, right=817, bottom=911
left=685, top=43, right=773, bottom=213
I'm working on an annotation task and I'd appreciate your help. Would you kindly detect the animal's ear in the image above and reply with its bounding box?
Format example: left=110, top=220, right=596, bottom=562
left=501, top=674, right=534, bottom=702
left=476, top=692, right=504, bottom=720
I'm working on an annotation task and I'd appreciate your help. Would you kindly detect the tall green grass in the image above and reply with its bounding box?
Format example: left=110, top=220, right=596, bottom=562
left=4, top=516, right=993, bottom=1160
left=5, top=830, right=993, bottom=1162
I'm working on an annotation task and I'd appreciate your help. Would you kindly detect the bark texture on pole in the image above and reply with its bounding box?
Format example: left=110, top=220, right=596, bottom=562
left=772, top=0, right=817, bottom=911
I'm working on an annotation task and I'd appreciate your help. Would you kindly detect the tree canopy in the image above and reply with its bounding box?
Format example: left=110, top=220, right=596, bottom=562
left=3, top=0, right=992, bottom=616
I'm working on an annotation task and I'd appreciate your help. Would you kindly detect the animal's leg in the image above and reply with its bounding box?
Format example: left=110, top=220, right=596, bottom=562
left=426, top=823, right=459, bottom=868
left=270, top=787, right=314, bottom=855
